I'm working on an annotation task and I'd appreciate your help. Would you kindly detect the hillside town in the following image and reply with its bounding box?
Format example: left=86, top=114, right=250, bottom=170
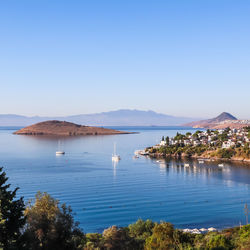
left=158, top=127, right=250, bottom=149
left=146, top=127, right=250, bottom=161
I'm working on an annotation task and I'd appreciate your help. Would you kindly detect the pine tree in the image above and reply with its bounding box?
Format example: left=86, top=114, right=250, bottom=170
left=0, top=167, right=26, bottom=249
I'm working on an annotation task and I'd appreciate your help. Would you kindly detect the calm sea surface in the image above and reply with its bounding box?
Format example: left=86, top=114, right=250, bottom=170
left=0, top=126, right=250, bottom=232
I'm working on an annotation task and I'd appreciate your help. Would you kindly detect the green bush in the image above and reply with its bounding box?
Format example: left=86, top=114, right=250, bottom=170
left=205, top=233, right=232, bottom=249
left=145, top=222, right=175, bottom=250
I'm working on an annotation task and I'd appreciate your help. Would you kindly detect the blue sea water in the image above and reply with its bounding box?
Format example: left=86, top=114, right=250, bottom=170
left=0, top=126, right=250, bottom=233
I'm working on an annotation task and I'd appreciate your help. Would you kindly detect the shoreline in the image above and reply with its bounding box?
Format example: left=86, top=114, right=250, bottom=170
left=146, top=152, right=250, bottom=164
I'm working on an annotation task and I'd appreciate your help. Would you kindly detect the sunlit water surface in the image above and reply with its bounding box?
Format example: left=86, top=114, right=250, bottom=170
left=0, top=126, right=250, bottom=232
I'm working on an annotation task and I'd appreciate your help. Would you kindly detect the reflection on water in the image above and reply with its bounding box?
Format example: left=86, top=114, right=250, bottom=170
left=153, top=158, right=250, bottom=185
left=0, top=127, right=250, bottom=232
left=112, top=160, right=118, bottom=177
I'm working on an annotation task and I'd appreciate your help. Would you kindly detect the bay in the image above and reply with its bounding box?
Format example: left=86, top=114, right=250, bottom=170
left=0, top=126, right=250, bottom=232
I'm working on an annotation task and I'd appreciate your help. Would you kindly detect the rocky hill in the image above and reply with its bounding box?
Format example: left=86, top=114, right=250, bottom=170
left=207, top=112, right=237, bottom=123
left=13, top=120, right=131, bottom=136
left=184, top=112, right=239, bottom=129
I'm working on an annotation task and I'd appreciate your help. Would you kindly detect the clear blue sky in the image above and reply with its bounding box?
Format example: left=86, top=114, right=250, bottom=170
left=0, top=0, right=249, bottom=119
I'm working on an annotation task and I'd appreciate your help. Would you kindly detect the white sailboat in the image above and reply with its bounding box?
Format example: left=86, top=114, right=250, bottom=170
left=112, top=143, right=120, bottom=161
left=56, top=140, right=65, bottom=155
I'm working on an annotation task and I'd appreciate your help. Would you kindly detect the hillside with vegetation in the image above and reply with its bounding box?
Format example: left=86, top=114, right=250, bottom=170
left=146, top=127, right=250, bottom=162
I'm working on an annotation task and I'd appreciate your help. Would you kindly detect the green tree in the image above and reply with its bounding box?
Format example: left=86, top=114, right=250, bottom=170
left=145, top=222, right=175, bottom=250
left=174, top=132, right=186, bottom=141
left=205, top=233, right=232, bottom=250
left=235, top=224, right=250, bottom=249
left=0, top=167, right=26, bottom=250
left=23, top=192, right=84, bottom=250
left=165, top=136, right=170, bottom=146
left=103, top=225, right=137, bottom=250
left=129, top=219, right=155, bottom=240
left=128, top=219, right=155, bottom=249
left=85, top=233, right=104, bottom=250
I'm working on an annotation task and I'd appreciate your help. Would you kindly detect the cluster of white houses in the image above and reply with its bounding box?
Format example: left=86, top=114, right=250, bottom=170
left=159, top=128, right=250, bottom=149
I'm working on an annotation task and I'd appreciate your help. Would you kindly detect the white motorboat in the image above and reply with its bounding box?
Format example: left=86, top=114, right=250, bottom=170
left=218, top=163, right=224, bottom=167
left=56, top=140, right=65, bottom=155
left=56, top=151, right=65, bottom=155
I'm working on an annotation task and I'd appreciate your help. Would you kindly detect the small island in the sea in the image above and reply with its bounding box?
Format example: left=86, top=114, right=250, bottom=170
left=145, top=127, right=250, bottom=162
left=14, top=120, right=131, bottom=136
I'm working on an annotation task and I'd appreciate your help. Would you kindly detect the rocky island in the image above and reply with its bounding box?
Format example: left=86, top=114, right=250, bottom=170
left=13, top=120, right=131, bottom=136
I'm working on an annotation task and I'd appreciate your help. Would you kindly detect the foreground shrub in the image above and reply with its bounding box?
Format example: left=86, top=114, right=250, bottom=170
left=204, top=233, right=233, bottom=250
left=234, top=225, right=250, bottom=249
left=84, top=233, right=104, bottom=250
left=23, top=191, right=84, bottom=250
left=128, top=219, right=155, bottom=240
left=102, top=225, right=138, bottom=250
left=145, top=222, right=175, bottom=250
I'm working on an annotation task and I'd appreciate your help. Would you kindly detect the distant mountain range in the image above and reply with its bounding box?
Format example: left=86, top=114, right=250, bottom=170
left=184, top=112, right=240, bottom=129
left=0, top=110, right=198, bottom=127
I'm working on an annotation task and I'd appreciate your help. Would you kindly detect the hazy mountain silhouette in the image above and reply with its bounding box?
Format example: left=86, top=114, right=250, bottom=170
left=0, top=110, right=198, bottom=126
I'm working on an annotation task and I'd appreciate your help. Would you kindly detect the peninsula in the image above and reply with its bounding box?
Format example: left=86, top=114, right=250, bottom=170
left=13, top=120, right=131, bottom=136
left=145, top=127, right=250, bottom=162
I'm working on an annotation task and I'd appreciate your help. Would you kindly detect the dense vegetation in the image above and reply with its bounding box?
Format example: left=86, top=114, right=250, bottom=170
left=1, top=167, right=250, bottom=250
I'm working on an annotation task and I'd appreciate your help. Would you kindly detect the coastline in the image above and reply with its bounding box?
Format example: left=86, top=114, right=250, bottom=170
left=146, top=152, right=250, bottom=163
left=144, top=127, right=250, bottom=164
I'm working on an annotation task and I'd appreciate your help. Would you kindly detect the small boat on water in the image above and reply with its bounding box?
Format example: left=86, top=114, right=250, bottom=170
left=198, top=160, right=204, bottom=164
left=56, top=151, right=65, bottom=155
left=218, top=163, right=224, bottom=167
left=112, top=143, right=121, bottom=162
left=135, top=150, right=149, bottom=156
left=184, top=163, right=190, bottom=167
left=56, top=140, right=65, bottom=155
left=156, top=160, right=165, bottom=163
